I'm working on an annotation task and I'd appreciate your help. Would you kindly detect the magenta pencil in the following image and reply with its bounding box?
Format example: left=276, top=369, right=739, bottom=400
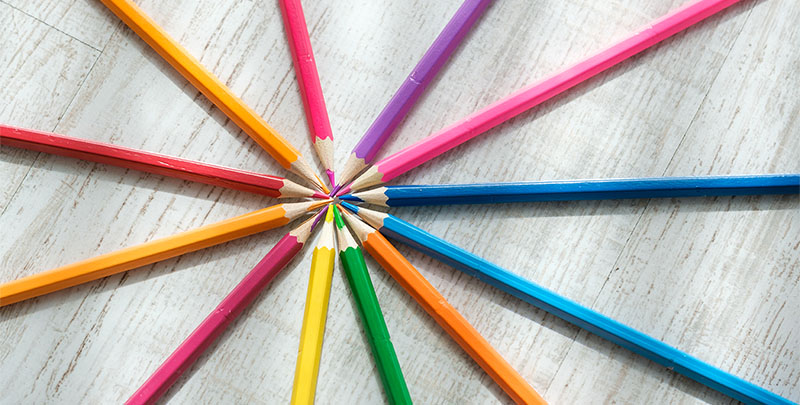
left=279, top=0, right=335, bottom=186
left=126, top=215, right=318, bottom=405
left=344, top=0, right=740, bottom=193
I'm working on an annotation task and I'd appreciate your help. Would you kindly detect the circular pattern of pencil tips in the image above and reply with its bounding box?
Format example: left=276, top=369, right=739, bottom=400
left=1, top=0, right=796, bottom=404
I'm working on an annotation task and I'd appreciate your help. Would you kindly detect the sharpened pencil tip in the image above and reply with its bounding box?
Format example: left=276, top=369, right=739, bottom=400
left=340, top=201, right=360, bottom=213
left=332, top=204, right=345, bottom=229
left=336, top=184, right=351, bottom=197
left=325, top=169, right=335, bottom=187
left=312, top=191, right=329, bottom=199
left=338, top=194, right=360, bottom=202
left=307, top=198, right=333, bottom=211
left=311, top=205, right=328, bottom=230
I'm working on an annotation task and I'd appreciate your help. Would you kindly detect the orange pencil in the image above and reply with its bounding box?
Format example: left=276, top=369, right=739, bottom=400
left=337, top=207, right=545, bottom=405
left=0, top=200, right=330, bottom=306
left=99, top=0, right=328, bottom=192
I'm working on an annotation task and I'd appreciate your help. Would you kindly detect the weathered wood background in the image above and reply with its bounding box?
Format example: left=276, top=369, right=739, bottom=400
left=1, top=0, right=798, bottom=403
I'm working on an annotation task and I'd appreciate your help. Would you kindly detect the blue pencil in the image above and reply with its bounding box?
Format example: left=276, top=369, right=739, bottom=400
left=339, top=201, right=793, bottom=405
left=339, top=174, right=800, bottom=207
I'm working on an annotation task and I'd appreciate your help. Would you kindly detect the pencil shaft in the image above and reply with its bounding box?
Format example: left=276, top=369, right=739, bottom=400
left=126, top=233, right=304, bottom=405
left=0, top=125, right=312, bottom=198
left=339, top=246, right=412, bottom=405
left=291, top=246, right=336, bottom=405
left=0, top=205, right=293, bottom=306
left=99, top=0, right=305, bottom=170
left=279, top=0, right=335, bottom=177
left=370, top=0, right=740, bottom=185
left=361, top=231, right=545, bottom=405
left=358, top=175, right=800, bottom=206
left=370, top=213, right=790, bottom=405
left=352, top=0, right=492, bottom=164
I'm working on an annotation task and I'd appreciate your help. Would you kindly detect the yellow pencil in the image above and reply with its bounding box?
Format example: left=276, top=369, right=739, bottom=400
left=291, top=205, right=336, bottom=405
left=100, top=0, right=328, bottom=192
left=0, top=200, right=330, bottom=306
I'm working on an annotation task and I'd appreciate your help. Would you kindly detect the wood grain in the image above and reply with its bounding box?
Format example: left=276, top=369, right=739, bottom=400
left=1, top=0, right=797, bottom=403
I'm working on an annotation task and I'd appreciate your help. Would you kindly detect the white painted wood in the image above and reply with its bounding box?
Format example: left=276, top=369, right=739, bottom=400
left=0, top=0, right=797, bottom=403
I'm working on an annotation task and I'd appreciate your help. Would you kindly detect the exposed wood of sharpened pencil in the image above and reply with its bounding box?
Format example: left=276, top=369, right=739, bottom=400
left=291, top=205, right=336, bottom=405
left=340, top=202, right=793, bottom=405
left=336, top=205, right=546, bottom=405
left=345, top=0, right=742, bottom=193
left=331, top=206, right=412, bottom=404
left=99, top=0, right=328, bottom=193
left=126, top=215, right=318, bottom=405
left=279, top=0, right=335, bottom=187
left=336, top=0, right=493, bottom=188
left=340, top=174, right=800, bottom=206
left=0, top=124, right=325, bottom=198
left=0, top=200, right=330, bottom=307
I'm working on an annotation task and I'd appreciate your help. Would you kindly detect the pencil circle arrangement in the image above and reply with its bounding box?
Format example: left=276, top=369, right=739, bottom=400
left=1, top=0, right=797, bottom=403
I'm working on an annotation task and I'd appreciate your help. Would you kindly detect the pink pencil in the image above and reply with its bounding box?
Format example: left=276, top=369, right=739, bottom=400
left=343, top=0, right=740, bottom=194
left=279, top=0, right=335, bottom=187
left=126, top=214, right=319, bottom=405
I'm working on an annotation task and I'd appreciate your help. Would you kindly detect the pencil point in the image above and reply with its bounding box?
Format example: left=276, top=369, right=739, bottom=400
left=325, top=169, right=335, bottom=187
left=312, top=191, right=329, bottom=199
left=340, top=201, right=360, bottom=213
left=338, top=194, right=360, bottom=202
left=311, top=205, right=329, bottom=230
left=336, top=184, right=352, bottom=197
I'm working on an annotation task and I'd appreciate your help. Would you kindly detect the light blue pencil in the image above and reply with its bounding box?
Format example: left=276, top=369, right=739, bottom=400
left=340, top=201, right=793, bottom=405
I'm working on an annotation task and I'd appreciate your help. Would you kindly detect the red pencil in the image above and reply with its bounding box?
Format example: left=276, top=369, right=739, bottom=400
left=126, top=214, right=318, bottom=405
left=342, top=0, right=740, bottom=194
left=279, top=0, right=335, bottom=186
left=0, top=125, right=326, bottom=199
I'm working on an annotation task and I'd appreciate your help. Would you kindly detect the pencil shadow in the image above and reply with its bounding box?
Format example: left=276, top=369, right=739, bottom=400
left=388, top=243, right=744, bottom=405
left=117, top=25, right=290, bottom=180
left=359, top=250, right=515, bottom=404
left=374, top=0, right=499, bottom=147
left=0, top=144, right=287, bottom=210
left=387, top=193, right=798, bottom=225
left=158, top=241, right=309, bottom=404
left=381, top=0, right=754, bottom=181
left=0, top=223, right=297, bottom=323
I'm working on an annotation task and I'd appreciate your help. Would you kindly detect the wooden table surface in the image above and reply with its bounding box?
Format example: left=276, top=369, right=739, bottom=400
left=1, top=0, right=798, bottom=403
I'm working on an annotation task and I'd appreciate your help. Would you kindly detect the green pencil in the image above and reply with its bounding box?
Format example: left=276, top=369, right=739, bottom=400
left=332, top=205, right=412, bottom=404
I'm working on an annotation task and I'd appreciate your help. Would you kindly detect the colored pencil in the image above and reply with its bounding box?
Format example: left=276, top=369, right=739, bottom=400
left=99, top=0, right=328, bottom=192
left=336, top=206, right=545, bottom=405
left=0, top=200, right=330, bottom=306
left=336, top=0, right=493, bottom=189
left=0, top=125, right=327, bottom=199
left=340, top=202, right=792, bottom=405
left=291, top=205, right=336, bottom=405
left=343, top=0, right=741, bottom=194
left=127, top=214, right=318, bottom=405
left=279, top=0, right=335, bottom=186
left=332, top=207, right=412, bottom=404
left=340, top=174, right=800, bottom=206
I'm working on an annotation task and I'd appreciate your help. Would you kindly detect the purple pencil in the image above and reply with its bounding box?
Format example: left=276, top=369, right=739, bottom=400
left=335, top=0, right=492, bottom=191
